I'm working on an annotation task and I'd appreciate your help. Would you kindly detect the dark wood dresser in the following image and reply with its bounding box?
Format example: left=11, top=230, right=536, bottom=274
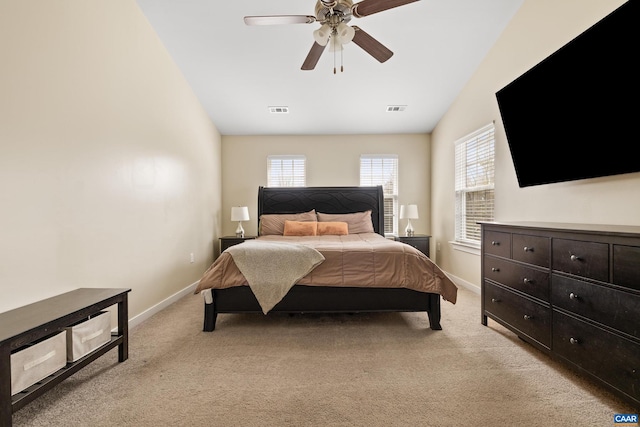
left=480, top=221, right=640, bottom=408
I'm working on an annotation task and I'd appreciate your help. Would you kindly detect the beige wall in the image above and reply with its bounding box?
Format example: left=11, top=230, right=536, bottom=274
left=431, top=0, right=633, bottom=289
left=0, top=1, right=222, bottom=316
left=221, top=134, right=430, bottom=245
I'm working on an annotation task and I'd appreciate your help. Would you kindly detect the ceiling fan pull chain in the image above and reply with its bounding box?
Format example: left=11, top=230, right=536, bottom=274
left=333, top=35, right=337, bottom=74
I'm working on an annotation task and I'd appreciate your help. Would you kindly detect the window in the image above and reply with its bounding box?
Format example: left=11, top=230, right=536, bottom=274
left=360, top=155, right=398, bottom=235
left=455, top=124, right=495, bottom=246
left=267, top=155, right=306, bottom=187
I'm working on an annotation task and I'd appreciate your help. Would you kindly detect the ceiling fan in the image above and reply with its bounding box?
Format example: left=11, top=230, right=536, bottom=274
left=244, top=0, right=419, bottom=73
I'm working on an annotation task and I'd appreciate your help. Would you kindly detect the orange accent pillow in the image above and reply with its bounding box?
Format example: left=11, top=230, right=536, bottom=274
left=283, top=220, right=318, bottom=236
left=317, top=221, right=349, bottom=236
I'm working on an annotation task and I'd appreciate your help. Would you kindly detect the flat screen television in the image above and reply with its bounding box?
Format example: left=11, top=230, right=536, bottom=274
left=496, top=1, right=637, bottom=188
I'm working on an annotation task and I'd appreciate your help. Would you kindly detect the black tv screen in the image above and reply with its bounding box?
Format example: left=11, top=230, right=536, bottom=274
left=496, top=1, right=638, bottom=188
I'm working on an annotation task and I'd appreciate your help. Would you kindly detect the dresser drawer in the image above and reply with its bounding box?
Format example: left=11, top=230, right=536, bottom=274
left=484, top=256, right=550, bottom=302
left=552, top=274, right=640, bottom=340
left=512, top=234, right=550, bottom=267
left=553, top=310, right=640, bottom=402
left=613, top=244, right=640, bottom=292
left=484, top=282, right=551, bottom=348
left=483, top=231, right=511, bottom=258
left=552, top=239, right=608, bottom=282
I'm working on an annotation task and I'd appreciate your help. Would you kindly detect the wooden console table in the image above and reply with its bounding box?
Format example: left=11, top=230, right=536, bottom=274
left=0, top=288, right=131, bottom=426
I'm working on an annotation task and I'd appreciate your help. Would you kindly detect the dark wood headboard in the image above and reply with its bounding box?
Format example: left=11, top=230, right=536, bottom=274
left=257, top=186, right=385, bottom=236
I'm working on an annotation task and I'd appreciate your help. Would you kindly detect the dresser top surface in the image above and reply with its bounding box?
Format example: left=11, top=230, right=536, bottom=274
left=480, top=221, right=640, bottom=237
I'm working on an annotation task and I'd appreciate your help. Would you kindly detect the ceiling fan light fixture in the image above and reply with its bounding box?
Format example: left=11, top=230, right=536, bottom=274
left=336, top=22, right=355, bottom=44
left=313, top=24, right=331, bottom=46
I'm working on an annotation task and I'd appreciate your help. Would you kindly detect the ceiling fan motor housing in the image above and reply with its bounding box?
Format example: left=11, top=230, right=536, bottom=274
left=316, top=0, right=353, bottom=23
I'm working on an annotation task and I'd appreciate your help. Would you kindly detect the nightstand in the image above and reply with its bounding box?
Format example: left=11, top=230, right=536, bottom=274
left=395, top=235, right=431, bottom=257
left=219, top=235, right=256, bottom=252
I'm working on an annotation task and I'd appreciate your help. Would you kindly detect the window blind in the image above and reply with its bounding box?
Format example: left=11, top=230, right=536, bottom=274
left=267, top=155, right=306, bottom=187
left=454, top=124, right=495, bottom=244
left=360, top=155, right=398, bottom=235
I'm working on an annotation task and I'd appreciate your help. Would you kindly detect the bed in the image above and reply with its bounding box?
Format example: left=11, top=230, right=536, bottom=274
left=195, top=186, right=457, bottom=331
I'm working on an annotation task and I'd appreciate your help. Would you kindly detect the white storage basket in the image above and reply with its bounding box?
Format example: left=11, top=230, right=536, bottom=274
left=65, top=311, right=111, bottom=362
left=11, top=331, right=67, bottom=395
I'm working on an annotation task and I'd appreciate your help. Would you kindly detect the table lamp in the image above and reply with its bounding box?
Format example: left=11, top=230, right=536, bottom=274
left=231, top=206, right=250, bottom=238
left=400, top=204, right=418, bottom=237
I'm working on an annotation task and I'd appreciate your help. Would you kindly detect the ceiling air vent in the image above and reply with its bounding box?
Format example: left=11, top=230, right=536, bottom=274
left=268, top=106, right=290, bottom=114
left=386, top=105, right=407, bottom=112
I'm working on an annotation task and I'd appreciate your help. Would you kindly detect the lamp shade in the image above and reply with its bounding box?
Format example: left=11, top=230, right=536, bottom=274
left=399, top=204, right=419, bottom=220
left=313, top=24, right=331, bottom=46
left=336, top=23, right=355, bottom=44
left=231, top=206, right=250, bottom=222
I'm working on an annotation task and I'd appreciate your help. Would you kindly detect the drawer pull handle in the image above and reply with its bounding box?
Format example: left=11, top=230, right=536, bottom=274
left=523, top=314, right=533, bottom=320
left=491, top=298, right=500, bottom=303
left=569, top=292, right=579, bottom=300
left=523, top=278, right=533, bottom=284
left=523, top=246, right=533, bottom=252
left=491, top=268, right=500, bottom=272
left=570, top=254, right=581, bottom=262
left=569, top=337, right=579, bottom=345
left=491, top=241, right=500, bottom=246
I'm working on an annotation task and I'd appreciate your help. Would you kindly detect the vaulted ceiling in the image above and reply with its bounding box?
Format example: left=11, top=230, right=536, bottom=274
left=136, top=0, right=523, bottom=135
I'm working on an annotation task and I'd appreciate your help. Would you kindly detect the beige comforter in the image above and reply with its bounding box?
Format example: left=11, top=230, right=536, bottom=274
left=195, top=233, right=457, bottom=304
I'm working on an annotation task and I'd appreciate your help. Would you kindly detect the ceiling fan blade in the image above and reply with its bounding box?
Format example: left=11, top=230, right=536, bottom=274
left=351, top=26, right=393, bottom=63
left=352, top=0, right=419, bottom=17
left=244, top=15, right=316, bottom=26
left=301, top=42, right=327, bottom=70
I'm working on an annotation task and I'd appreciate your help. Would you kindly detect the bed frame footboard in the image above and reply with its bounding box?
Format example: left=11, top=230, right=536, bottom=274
left=202, top=286, right=442, bottom=332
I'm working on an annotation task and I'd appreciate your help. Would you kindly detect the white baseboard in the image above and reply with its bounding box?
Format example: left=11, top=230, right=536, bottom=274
left=128, top=281, right=199, bottom=330
left=445, top=272, right=480, bottom=295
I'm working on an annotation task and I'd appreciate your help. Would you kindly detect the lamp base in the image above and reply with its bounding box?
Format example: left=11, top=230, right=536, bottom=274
left=235, top=222, right=245, bottom=238
left=404, top=219, right=414, bottom=237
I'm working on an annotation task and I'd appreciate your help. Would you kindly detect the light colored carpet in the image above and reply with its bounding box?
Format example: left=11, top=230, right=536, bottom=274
left=12, top=287, right=635, bottom=426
